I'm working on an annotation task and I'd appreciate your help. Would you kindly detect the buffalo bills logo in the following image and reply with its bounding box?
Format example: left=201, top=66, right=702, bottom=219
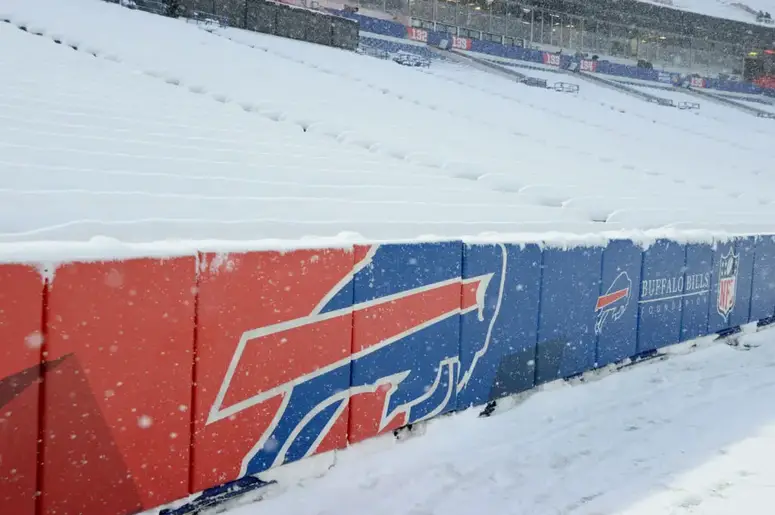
left=717, top=248, right=739, bottom=321
left=206, top=243, right=506, bottom=476
left=595, top=271, right=632, bottom=334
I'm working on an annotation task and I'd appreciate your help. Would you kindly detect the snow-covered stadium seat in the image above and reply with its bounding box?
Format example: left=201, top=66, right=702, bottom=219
left=1, top=0, right=774, bottom=243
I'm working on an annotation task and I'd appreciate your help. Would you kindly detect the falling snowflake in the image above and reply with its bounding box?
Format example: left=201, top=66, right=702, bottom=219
left=105, top=269, right=124, bottom=288
left=25, top=331, right=44, bottom=349
left=137, top=415, right=153, bottom=429
left=264, top=436, right=279, bottom=452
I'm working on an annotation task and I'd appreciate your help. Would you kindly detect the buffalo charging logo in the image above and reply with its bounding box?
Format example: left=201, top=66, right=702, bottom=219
left=205, top=244, right=508, bottom=476
left=717, top=248, right=739, bottom=321
left=595, top=271, right=632, bottom=334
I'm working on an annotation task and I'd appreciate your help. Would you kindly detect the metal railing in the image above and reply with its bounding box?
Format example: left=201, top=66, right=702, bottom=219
left=355, top=0, right=747, bottom=76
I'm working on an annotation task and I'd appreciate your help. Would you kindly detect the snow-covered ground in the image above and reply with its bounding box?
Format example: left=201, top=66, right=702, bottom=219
left=221, top=328, right=775, bottom=515
left=2, top=0, right=775, bottom=243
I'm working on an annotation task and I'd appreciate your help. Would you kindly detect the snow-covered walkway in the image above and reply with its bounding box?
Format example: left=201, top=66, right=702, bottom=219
left=230, top=329, right=775, bottom=515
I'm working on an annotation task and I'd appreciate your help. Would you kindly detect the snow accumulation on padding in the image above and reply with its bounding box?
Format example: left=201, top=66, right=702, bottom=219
left=1, top=0, right=775, bottom=257
left=218, top=327, right=775, bottom=515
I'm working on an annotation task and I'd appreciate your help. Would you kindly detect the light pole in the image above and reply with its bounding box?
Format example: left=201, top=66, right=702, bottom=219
left=486, top=0, right=493, bottom=33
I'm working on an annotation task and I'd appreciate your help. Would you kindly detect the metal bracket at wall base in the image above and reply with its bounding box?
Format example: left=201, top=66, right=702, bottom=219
left=478, top=401, right=497, bottom=418
left=159, top=477, right=276, bottom=515
left=716, top=325, right=743, bottom=340
left=618, top=349, right=664, bottom=370
left=393, top=423, right=423, bottom=442
left=757, top=316, right=775, bottom=328
left=393, top=423, right=414, bottom=438
left=718, top=325, right=762, bottom=351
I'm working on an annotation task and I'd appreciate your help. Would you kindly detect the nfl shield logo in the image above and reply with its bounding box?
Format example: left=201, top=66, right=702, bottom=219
left=717, top=248, right=739, bottom=321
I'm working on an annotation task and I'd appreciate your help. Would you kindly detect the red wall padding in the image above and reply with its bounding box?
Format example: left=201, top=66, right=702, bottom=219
left=191, top=248, right=354, bottom=491
left=0, top=264, right=44, bottom=515
left=41, top=257, right=196, bottom=514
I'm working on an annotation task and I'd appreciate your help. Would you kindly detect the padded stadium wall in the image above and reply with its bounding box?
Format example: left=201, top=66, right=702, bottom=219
left=2, top=233, right=774, bottom=514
